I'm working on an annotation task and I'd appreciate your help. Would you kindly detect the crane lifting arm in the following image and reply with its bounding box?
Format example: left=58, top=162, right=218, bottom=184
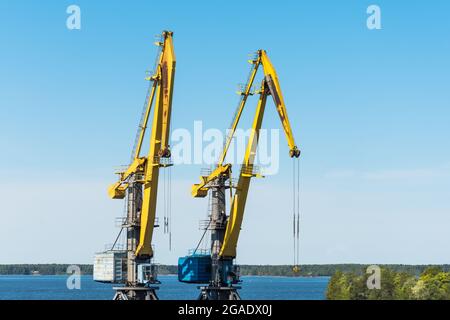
left=191, top=55, right=261, bottom=198
left=191, top=57, right=261, bottom=198
left=108, top=31, right=176, bottom=258
left=260, top=50, right=300, bottom=158
left=192, top=50, right=299, bottom=198
left=218, top=50, right=300, bottom=259
left=219, top=80, right=268, bottom=258
left=136, top=31, right=175, bottom=257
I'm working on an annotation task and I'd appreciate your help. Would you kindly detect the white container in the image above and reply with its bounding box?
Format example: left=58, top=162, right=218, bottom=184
left=93, top=251, right=126, bottom=283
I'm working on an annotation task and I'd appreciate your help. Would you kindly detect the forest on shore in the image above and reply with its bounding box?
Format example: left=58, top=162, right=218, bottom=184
left=1, top=264, right=450, bottom=277
left=327, top=266, right=450, bottom=300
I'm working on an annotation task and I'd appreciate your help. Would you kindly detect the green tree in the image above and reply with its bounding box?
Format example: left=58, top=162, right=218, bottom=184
left=366, top=268, right=397, bottom=300
left=327, top=271, right=352, bottom=300
left=412, top=267, right=450, bottom=300
left=393, top=272, right=416, bottom=300
left=327, top=267, right=423, bottom=300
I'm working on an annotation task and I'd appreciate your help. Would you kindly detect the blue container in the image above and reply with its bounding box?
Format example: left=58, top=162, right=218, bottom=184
left=178, top=254, right=211, bottom=283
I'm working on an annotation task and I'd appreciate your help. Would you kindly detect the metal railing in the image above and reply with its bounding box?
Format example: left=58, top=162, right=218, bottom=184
left=200, top=167, right=212, bottom=177
left=104, top=243, right=126, bottom=251
left=189, top=248, right=210, bottom=256
left=115, top=216, right=159, bottom=227
left=199, top=219, right=227, bottom=230
left=154, top=156, right=173, bottom=167
left=240, top=164, right=260, bottom=176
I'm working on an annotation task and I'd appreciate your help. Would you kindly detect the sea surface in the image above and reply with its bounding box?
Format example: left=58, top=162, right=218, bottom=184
left=0, top=275, right=329, bottom=300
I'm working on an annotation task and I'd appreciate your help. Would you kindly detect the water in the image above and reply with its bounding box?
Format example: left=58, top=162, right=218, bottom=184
left=0, top=275, right=329, bottom=300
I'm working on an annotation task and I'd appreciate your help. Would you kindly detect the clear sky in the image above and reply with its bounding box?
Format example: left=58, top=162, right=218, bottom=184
left=0, top=0, right=449, bottom=265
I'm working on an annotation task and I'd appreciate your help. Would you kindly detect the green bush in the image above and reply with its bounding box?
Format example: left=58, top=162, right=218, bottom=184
left=327, top=266, right=450, bottom=300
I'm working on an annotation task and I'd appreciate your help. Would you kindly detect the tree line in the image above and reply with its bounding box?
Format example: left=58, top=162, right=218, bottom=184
left=1, top=264, right=450, bottom=277
left=327, top=266, right=450, bottom=300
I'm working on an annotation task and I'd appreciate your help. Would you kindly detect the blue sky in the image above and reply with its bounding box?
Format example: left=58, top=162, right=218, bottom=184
left=0, top=0, right=449, bottom=265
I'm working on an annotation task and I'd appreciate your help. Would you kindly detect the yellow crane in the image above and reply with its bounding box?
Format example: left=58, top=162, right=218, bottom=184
left=179, top=49, right=300, bottom=300
left=108, top=30, right=175, bottom=258
left=95, top=30, right=176, bottom=300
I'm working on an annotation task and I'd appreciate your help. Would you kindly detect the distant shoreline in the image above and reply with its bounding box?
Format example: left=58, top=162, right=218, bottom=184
left=0, top=273, right=331, bottom=278
left=1, top=264, right=449, bottom=277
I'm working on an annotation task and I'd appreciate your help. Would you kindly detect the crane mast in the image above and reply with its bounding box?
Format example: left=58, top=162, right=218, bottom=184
left=179, top=50, right=300, bottom=300
left=95, top=31, right=176, bottom=300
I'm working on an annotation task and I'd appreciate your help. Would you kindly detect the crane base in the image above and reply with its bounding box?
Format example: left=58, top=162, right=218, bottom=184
left=113, top=286, right=159, bottom=300
left=197, top=286, right=241, bottom=300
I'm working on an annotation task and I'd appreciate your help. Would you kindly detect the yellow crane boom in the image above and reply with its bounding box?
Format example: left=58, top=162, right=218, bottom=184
left=192, top=49, right=300, bottom=259
left=108, top=31, right=176, bottom=258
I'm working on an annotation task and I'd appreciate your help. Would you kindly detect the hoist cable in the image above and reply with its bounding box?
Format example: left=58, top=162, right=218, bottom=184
left=292, top=159, right=297, bottom=267
left=292, top=158, right=301, bottom=269
left=194, top=219, right=211, bottom=255
left=169, top=165, right=172, bottom=250
left=163, top=164, right=167, bottom=234
left=111, top=227, right=124, bottom=251
left=296, top=159, right=301, bottom=267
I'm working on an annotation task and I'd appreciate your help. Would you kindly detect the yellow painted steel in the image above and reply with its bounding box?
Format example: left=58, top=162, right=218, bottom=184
left=158, top=35, right=176, bottom=158
left=108, top=31, right=176, bottom=258
left=260, top=51, right=300, bottom=157
left=219, top=81, right=268, bottom=258
left=218, top=59, right=260, bottom=167
left=192, top=49, right=300, bottom=259
left=134, top=82, right=158, bottom=160
left=191, top=164, right=232, bottom=198
left=135, top=79, right=164, bottom=257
